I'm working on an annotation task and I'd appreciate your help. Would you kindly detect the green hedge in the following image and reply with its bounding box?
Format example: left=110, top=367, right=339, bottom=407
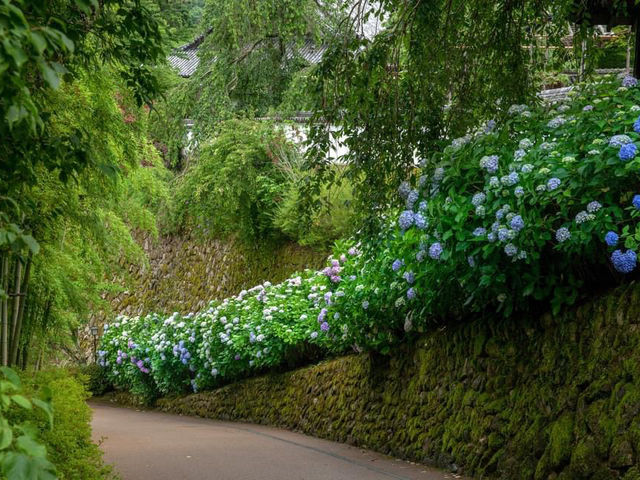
left=145, top=283, right=640, bottom=479
left=16, top=370, right=115, bottom=480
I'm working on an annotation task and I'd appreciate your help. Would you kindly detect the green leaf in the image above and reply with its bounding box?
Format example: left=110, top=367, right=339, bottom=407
left=10, top=395, right=31, bottom=410
left=0, top=368, right=21, bottom=388
left=0, top=420, right=12, bottom=450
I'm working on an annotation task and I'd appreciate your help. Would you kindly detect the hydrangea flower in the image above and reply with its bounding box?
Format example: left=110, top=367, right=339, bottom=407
left=483, top=119, right=496, bottom=134
left=605, top=231, right=619, bottom=247
left=392, top=259, right=403, bottom=271
left=398, top=181, right=411, bottom=198
left=428, top=242, right=443, bottom=260
left=362, top=300, right=369, bottom=310
left=473, top=227, right=487, bottom=237
left=487, top=232, right=497, bottom=242
left=406, top=288, right=416, bottom=300
left=472, top=192, right=486, bottom=206
left=514, top=149, right=526, bottom=161
left=504, top=243, right=518, bottom=257
left=320, top=322, right=330, bottom=331
left=475, top=205, right=486, bottom=217
left=414, top=213, right=427, bottom=229
left=498, top=228, right=510, bottom=242
left=416, top=250, right=426, bottom=262
left=433, top=167, right=445, bottom=181
left=547, top=178, right=561, bottom=191
left=633, top=194, right=640, bottom=210
left=451, top=135, right=471, bottom=150
left=489, top=176, right=500, bottom=188
left=519, top=138, right=533, bottom=150
left=418, top=200, right=428, bottom=211
left=547, top=116, right=566, bottom=128
left=611, top=249, right=637, bottom=273
left=467, top=256, right=475, bottom=267
left=521, top=164, right=534, bottom=174
left=555, top=227, right=571, bottom=243
left=587, top=201, right=602, bottom=213
left=510, top=215, right=524, bottom=232
left=310, top=331, right=318, bottom=339
left=609, top=134, right=632, bottom=147
left=540, top=142, right=556, bottom=151
left=514, top=186, right=525, bottom=197
left=406, top=190, right=419, bottom=208
left=501, top=172, right=519, bottom=186
left=403, top=271, right=415, bottom=284
left=619, top=143, right=637, bottom=161
left=575, top=211, right=595, bottom=224
left=622, top=75, right=638, bottom=88
left=508, top=104, right=528, bottom=115
left=634, top=116, right=640, bottom=134
left=480, top=155, right=499, bottom=173
left=583, top=105, right=594, bottom=111
left=398, top=210, right=415, bottom=230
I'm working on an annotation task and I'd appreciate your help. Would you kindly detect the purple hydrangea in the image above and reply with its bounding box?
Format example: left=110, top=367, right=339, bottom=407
left=416, top=250, right=426, bottom=262
left=403, top=271, right=415, bottom=284
left=398, top=181, right=411, bottom=199
left=605, top=231, right=619, bottom=247
left=320, top=322, right=330, bottom=332
left=514, top=186, right=525, bottom=197
left=611, top=249, right=637, bottom=273
left=406, top=288, right=416, bottom=300
left=406, top=190, right=419, bottom=208
left=398, top=210, right=415, bottom=230
left=414, top=212, right=427, bottom=229
left=547, top=178, right=561, bottom=191
left=392, top=259, right=404, bottom=271
left=504, top=243, right=518, bottom=257
left=586, top=201, right=602, bottom=213
left=480, top=155, right=499, bottom=173
left=619, top=143, right=637, bottom=161
left=610, top=134, right=632, bottom=147
left=510, top=215, right=524, bottom=232
left=622, top=75, right=638, bottom=88
left=633, top=195, right=640, bottom=210
left=634, top=116, right=640, bottom=134
left=555, top=227, right=571, bottom=243
left=472, top=192, right=486, bottom=206
left=428, top=242, right=443, bottom=260
left=473, top=227, right=487, bottom=237
left=498, top=228, right=510, bottom=242
left=583, top=105, right=594, bottom=112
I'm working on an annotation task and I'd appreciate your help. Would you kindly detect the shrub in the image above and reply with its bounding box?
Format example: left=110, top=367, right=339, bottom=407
left=99, top=76, right=640, bottom=394
left=170, top=119, right=290, bottom=242
left=14, top=369, right=115, bottom=480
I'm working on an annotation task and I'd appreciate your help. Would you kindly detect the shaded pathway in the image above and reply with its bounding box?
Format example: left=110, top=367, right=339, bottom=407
left=90, top=402, right=466, bottom=480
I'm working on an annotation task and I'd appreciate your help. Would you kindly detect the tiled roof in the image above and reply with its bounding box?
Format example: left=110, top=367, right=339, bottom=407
left=168, top=34, right=328, bottom=78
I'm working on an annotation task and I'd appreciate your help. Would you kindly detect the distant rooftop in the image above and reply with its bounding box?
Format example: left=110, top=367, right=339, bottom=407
left=168, top=32, right=329, bottom=78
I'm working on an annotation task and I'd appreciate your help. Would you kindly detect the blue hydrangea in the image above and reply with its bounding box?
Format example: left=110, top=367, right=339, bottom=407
left=619, top=143, right=638, bottom=161
left=518, top=138, right=533, bottom=150
left=514, top=186, right=525, bottom=197
left=416, top=250, right=426, bottom=262
left=467, top=256, right=476, bottom=267
left=504, top=243, right=518, bottom=257
left=433, top=167, right=445, bottom=181
left=514, top=149, right=526, bottom=161
left=501, top=172, right=519, bottom=186
left=475, top=205, right=486, bottom=216
left=473, top=227, right=487, bottom=237
left=605, top=231, right=619, bottom=247
left=587, top=201, right=602, bottom=213
left=398, top=210, right=415, bottom=230
left=633, top=194, right=640, bottom=210
left=406, top=189, right=419, bottom=208
left=547, top=116, right=566, bottom=128
left=622, top=75, right=638, bottom=88
left=609, top=134, right=632, bottom=147
left=583, top=105, right=594, bottom=112
left=555, top=227, right=571, bottom=243
left=489, top=176, right=500, bottom=188
left=521, top=164, right=533, bottom=174
left=398, top=181, right=411, bottom=199
left=498, top=228, right=510, bottom=242
left=414, top=212, right=427, bottom=229
left=428, top=242, right=443, bottom=260
left=547, top=178, right=561, bottom=191
left=487, top=232, right=497, bottom=242
left=362, top=300, right=369, bottom=310
left=418, top=200, right=428, bottom=211
left=392, top=259, right=403, bottom=271
left=510, top=215, right=524, bottom=232
left=634, top=116, right=640, bottom=134
left=403, top=271, right=415, bottom=284
left=472, top=192, right=486, bottom=206
left=480, top=155, right=499, bottom=173
left=483, top=120, right=496, bottom=134
left=611, top=249, right=637, bottom=273
left=406, top=287, right=416, bottom=300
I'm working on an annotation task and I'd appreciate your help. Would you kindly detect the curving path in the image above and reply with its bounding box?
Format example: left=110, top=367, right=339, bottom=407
left=90, top=402, right=466, bottom=480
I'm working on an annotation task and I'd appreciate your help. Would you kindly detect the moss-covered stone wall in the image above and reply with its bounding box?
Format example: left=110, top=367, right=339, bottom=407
left=151, top=283, right=640, bottom=479
left=108, top=234, right=327, bottom=316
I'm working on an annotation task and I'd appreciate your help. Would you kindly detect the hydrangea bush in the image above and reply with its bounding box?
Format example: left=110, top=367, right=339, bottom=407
left=100, top=76, right=640, bottom=394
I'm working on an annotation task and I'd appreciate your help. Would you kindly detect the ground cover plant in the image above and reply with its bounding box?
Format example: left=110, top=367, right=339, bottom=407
left=99, top=75, right=640, bottom=397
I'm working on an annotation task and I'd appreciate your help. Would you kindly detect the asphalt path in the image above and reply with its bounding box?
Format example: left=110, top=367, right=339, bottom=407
left=90, top=402, right=466, bottom=480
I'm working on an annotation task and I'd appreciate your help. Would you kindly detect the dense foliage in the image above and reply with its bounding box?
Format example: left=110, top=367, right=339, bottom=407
left=100, top=76, right=640, bottom=397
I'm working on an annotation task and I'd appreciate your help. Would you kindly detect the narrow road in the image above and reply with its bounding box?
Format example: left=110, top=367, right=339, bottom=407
left=90, top=402, right=465, bottom=480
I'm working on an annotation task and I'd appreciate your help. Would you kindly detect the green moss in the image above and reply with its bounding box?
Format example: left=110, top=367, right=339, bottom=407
left=548, top=414, right=574, bottom=467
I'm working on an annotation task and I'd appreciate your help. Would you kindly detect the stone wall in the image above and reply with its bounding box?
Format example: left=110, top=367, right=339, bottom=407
left=151, top=283, right=640, bottom=479
left=105, top=234, right=327, bottom=316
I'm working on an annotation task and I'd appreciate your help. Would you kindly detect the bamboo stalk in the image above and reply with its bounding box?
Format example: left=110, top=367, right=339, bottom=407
left=8, top=258, right=22, bottom=365
left=11, top=255, right=31, bottom=366
left=1, top=255, right=9, bottom=366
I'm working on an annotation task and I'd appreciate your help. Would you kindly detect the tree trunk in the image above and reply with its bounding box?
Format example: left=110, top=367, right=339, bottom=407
left=8, top=258, right=22, bottom=365
left=11, top=255, right=30, bottom=366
